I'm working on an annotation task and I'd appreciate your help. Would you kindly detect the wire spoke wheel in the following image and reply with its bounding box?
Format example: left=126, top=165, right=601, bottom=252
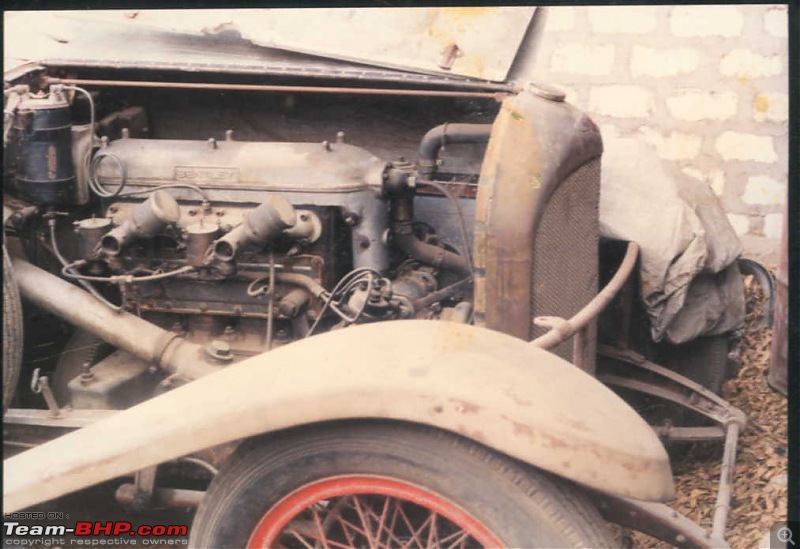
left=248, top=477, right=501, bottom=549
left=190, top=423, right=614, bottom=549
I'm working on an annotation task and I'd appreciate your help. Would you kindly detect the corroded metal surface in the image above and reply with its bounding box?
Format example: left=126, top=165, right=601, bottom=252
left=473, top=89, right=603, bottom=340
left=531, top=242, right=639, bottom=351
left=4, top=320, right=673, bottom=512
left=10, top=258, right=219, bottom=381
left=593, top=493, right=729, bottom=549
left=28, top=8, right=535, bottom=82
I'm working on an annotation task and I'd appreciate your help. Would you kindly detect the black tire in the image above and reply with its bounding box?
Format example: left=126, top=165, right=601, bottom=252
left=663, top=335, right=730, bottom=395
left=3, top=246, right=23, bottom=412
left=190, top=421, right=613, bottom=549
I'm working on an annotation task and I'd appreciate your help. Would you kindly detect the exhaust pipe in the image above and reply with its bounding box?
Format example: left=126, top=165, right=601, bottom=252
left=10, top=258, right=219, bottom=380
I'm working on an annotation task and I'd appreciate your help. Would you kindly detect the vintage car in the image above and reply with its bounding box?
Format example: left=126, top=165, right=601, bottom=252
left=3, top=8, right=767, bottom=548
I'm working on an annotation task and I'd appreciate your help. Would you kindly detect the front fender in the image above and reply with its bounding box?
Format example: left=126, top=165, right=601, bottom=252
left=4, top=320, right=673, bottom=512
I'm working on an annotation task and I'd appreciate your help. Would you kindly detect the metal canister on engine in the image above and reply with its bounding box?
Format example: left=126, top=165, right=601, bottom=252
left=12, top=90, right=76, bottom=206
left=75, top=217, right=112, bottom=260
left=186, top=223, right=220, bottom=267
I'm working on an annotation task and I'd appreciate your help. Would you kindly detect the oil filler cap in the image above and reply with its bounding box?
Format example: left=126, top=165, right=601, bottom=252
left=527, top=82, right=566, bottom=102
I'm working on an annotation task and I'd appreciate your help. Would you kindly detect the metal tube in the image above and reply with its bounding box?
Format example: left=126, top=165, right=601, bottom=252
left=573, top=327, right=587, bottom=372
left=10, top=258, right=218, bottom=380
left=265, top=251, right=275, bottom=351
left=53, top=78, right=509, bottom=99
left=532, top=242, right=639, bottom=349
left=115, top=484, right=204, bottom=509
left=711, top=422, right=740, bottom=540
left=393, top=223, right=471, bottom=278
left=417, top=123, right=493, bottom=177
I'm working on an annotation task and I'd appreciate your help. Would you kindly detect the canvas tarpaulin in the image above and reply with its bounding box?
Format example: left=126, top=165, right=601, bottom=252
left=599, top=138, right=745, bottom=344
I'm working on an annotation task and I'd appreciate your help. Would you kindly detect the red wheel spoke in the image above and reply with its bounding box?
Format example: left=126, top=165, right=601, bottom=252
left=248, top=476, right=503, bottom=549
left=287, top=528, right=317, bottom=549
left=408, top=511, right=436, bottom=547
left=310, top=505, right=332, bottom=549
left=325, top=504, right=375, bottom=542
left=363, top=497, right=409, bottom=549
left=286, top=527, right=354, bottom=549
left=426, top=512, right=438, bottom=547
left=331, top=497, right=358, bottom=548
left=396, top=500, right=426, bottom=548
left=374, top=495, right=392, bottom=546
left=441, top=530, right=470, bottom=549
left=352, top=495, right=380, bottom=549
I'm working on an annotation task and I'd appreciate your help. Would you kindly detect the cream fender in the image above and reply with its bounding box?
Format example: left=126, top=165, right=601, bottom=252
left=4, top=320, right=673, bottom=512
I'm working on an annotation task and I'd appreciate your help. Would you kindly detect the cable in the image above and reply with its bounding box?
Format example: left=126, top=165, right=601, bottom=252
left=48, top=220, right=122, bottom=312
left=177, top=457, right=218, bottom=476
left=305, top=267, right=383, bottom=337
left=60, top=85, right=95, bottom=137
left=61, top=261, right=194, bottom=283
left=265, top=250, right=275, bottom=350
left=87, top=151, right=210, bottom=202
left=417, top=178, right=474, bottom=278
left=88, top=151, right=127, bottom=197
left=63, top=83, right=209, bottom=204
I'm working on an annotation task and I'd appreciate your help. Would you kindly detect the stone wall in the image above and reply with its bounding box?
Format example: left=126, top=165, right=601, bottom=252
left=533, top=5, right=788, bottom=262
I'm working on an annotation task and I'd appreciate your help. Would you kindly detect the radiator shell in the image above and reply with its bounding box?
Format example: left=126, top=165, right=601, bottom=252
left=474, top=89, right=602, bottom=373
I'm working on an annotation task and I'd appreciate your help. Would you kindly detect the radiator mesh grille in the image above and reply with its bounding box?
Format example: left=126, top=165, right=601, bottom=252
left=529, top=159, right=600, bottom=371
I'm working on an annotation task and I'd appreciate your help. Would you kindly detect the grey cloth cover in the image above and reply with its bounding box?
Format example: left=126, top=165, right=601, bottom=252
left=599, top=138, right=745, bottom=344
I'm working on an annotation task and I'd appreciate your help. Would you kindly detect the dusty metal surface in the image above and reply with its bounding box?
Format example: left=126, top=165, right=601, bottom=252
left=93, top=137, right=387, bottom=194
left=33, top=8, right=536, bottom=82
left=4, top=408, right=117, bottom=429
left=10, top=258, right=220, bottom=381
left=55, top=77, right=511, bottom=99
left=4, top=320, right=673, bottom=512
left=597, top=345, right=746, bottom=542
left=597, top=345, right=747, bottom=428
left=593, top=493, right=729, bottom=549
left=473, top=89, right=603, bottom=340
left=532, top=241, right=638, bottom=350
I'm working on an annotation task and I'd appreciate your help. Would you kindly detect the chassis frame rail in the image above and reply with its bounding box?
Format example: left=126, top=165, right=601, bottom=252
left=598, top=345, right=747, bottom=543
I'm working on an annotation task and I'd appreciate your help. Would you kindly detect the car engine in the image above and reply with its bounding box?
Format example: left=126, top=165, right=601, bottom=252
left=4, top=81, right=485, bottom=409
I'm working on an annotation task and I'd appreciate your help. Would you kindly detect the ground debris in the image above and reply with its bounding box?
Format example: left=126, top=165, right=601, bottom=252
left=632, top=274, right=787, bottom=548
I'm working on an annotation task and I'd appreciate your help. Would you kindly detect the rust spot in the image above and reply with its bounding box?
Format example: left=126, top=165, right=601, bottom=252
left=542, top=433, right=571, bottom=450
left=47, top=144, right=57, bottom=180
left=449, top=398, right=480, bottom=414
left=620, top=460, right=652, bottom=474
left=433, top=405, right=444, bottom=414
left=500, top=414, right=537, bottom=442
left=561, top=460, right=571, bottom=469
left=448, top=7, right=492, bottom=18
left=504, top=389, right=532, bottom=407
left=563, top=417, right=590, bottom=433
left=509, top=419, right=535, bottom=439
left=407, top=367, right=429, bottom=378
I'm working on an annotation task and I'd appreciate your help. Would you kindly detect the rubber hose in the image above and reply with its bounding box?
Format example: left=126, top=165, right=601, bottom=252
left=393, top=230, right=471, bottom=278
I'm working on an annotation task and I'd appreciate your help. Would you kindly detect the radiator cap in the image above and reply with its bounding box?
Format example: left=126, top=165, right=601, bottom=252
left=527, top=82, right=566, bottom=102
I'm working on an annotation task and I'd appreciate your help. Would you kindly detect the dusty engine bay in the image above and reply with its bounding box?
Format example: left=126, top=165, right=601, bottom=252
left=4, top=68, right=506, bottom=411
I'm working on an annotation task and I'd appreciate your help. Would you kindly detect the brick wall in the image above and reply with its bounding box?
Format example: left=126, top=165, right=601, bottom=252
left=533, top=5, right=788, bottom=262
